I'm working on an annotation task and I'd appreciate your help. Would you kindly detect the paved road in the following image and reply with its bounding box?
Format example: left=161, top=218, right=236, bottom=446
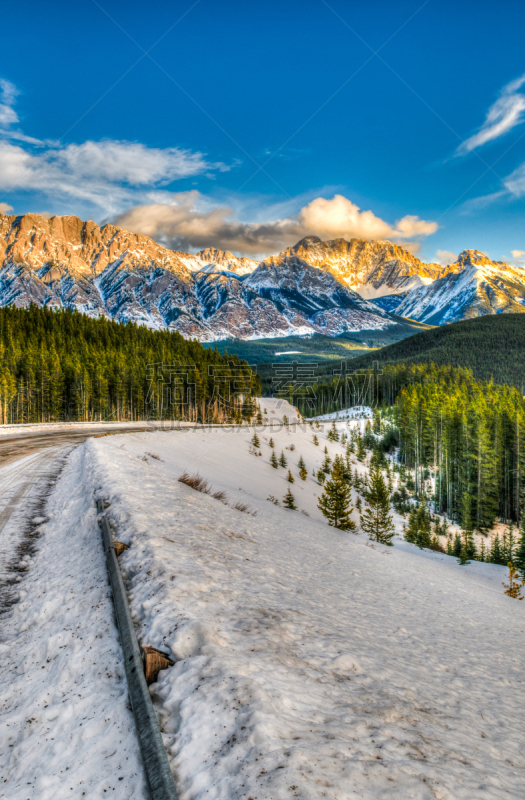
left=0, top=424, right=153, bottom=467
left=0, top=425, right=152, bottom=615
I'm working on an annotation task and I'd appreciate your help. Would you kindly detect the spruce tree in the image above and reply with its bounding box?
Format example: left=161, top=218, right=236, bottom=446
left=286, top=469, right=295, bottom=483
left=491, top=534, right=505, bottom=565
left=360, top=464, right=395, bottom=545
left=514, top=517, right=525, bottom=579
left=298, top=456, right=308, bottom=481
left=279, top=451, right=287, bottom=468
left=502, top=562, right=525, bottom=599
left=356, top=436, right=366, bottom=462
left=313, top=435, right=319, bottom=446
left=283, top=488, right=297, bottom=510
left=270, top=450, right=278, bottom=468
left=251, top=433, right=260, bottom=448
left=458, top=545, right=470, bottom=565
left=269, top=437, right=274, bottom=448
left=317, top=461, right=356, bottom=530
left=453, top=534, right=463, bottom=558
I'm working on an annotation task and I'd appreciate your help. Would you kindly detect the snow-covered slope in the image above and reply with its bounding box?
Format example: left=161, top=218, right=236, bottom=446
left=396, top=250, right=525, bottom=324
left=65, top=402, right=525, bottom=800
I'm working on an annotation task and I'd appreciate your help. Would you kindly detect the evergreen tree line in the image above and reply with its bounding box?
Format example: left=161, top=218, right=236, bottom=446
left=392, top=363, right=525, bottom=530
left=0, top=306, right=260, bottom=423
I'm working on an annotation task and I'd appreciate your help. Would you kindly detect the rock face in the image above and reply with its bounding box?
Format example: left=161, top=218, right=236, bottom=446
left=0, top=212, right=395, bottom=340
left=277, top=236, right=450, bottom=298
left=395, top=250, right=525, bottom=324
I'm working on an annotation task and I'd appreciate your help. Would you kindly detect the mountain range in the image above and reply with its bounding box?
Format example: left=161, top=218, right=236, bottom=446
left=0, top=210, right=523, bottom=341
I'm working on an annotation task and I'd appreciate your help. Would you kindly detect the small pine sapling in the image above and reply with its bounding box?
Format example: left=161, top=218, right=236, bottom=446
left=251, top=433, right=260, bottom=448
left=298, top=456, right=307, bottom=481
left=317, top=470, right=326, bottom=485
left=502, top=562, right=525, bottom=599
left=287, top=469, right=295, bottom=483
left=269, top=437, right=275, bottom=448
left=514, top=517, right=525, bottom=579
left=270, top=450, right=279, bottom=468
left=279, top=451, right=287, bottom=468
left=283, top=488, right=297, bottom=510
left=313, top=435, right=319, bottom=446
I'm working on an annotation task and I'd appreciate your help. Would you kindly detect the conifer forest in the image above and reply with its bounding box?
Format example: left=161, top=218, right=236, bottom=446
left=0, top=305, right=260, bottom=424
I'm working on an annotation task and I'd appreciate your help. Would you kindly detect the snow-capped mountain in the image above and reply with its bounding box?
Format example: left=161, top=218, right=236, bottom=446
left=2, top=211, right=522, bottom=338
left=394, top=250, right=525, bottom=324
left=0, top=212, right=395, bottom=340
left=277, top=235, right=450, bottom=298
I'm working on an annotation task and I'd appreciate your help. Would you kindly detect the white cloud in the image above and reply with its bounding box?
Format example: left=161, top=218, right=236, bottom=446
left=457, top=74, right=525, bottom=155
left=0, top=79, right=232, bottom=215
left=0, top=202, right=13, bottom=214
left=0, top=80, right=19, bottom=128
left=435, top=249, right=457, bottom=266
left=0, top=138, right=227, bottom=215
left=502, top=161, right=525, bottom=197
left=114, top=192, right=438, bottom=257
left=510, top=249, right=525, bottom=267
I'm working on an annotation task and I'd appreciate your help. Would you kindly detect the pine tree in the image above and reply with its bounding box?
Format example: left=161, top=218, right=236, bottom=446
left=458, top=545, right=470, bottom=565
left=283, top=488, right=297, bottom=510
left=327, top=421, right=339, bottom=442
left=360, top=464, right=395, bottom=545
left=298, top=456, right=307, bottom=481
left=317, top=470, right=326, bottom=485
left=269, top=437, right=274, bottom=448
left=490, top=534, right=505, bottom=565
left=514, top=517, right=525, bottom=579
left=317, top=461, right=356, bottom=530
left=270, top=450, right=278, bottom=468
left=287, top=469, right=295, bottom=483
left=251, top=433, right=260, bottom=448
left=279, top=451, right=287, bottom=468
left=356, top=436, right=366, bottom=462
left=313, top=435, right=319, bottom=446
left=502, top=562, right=524, bottom=599
left=463, top=529, right=477, bottom=560
left=453, top=534, right=463, bottom=558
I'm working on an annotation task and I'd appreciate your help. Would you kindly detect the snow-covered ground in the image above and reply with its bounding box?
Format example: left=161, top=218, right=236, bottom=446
left=0, top=445, right=146, bottom=800
left=2, top=401, right=524, bottom=799
left=37, top=397, right=520, bottom=800
left=309, top=406, right=373, bottom=421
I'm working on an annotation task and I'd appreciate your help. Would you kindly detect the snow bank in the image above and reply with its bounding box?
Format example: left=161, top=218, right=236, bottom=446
left=82, top=402, right=525, bottom=799
left=0, top=445, right=146, bottom=800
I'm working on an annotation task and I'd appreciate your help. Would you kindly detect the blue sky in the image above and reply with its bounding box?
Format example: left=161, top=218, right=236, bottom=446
left=1, top=0, right=525, bottom=264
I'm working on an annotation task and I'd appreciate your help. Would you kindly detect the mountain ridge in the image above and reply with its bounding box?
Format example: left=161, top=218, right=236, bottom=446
left=1, top=210, right=523, bottom=340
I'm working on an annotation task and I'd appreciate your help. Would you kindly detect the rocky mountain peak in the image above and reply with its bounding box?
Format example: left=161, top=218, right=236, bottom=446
left=455, top=249, right=506, bottom=269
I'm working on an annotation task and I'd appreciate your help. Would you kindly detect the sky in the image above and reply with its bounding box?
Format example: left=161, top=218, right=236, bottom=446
left=1, top=0, right=525, bottom=264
